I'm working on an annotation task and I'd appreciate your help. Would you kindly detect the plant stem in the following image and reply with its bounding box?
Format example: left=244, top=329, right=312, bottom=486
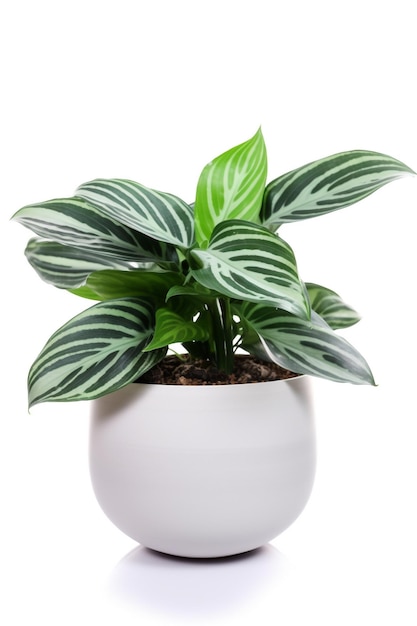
left=209, top=298, right=235, bottom=374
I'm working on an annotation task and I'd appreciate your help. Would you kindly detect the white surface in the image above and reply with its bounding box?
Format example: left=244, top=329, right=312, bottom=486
left=1, top=0, right=416, bottom=624
left=90, top=378, right=315, bottom=557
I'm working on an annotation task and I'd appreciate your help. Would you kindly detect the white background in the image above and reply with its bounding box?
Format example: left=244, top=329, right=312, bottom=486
left=1, top=1, right=416, bottom=624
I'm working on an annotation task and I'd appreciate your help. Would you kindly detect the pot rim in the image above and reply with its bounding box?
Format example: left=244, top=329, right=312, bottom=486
left=130, top=372, right=306, bottom=390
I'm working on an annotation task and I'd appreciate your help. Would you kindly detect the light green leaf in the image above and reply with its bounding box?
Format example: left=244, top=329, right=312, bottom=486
left=25, top=238, right=133, bottom=289
left=77, top=179, right=194, bottom=248
left=190, top=220, right=310, bottom=318
left=28, top=298, right=166, bottom=406
left=12, top=197, right=178, bottom=264
left=144, top=307, right=210, bottom=352
left=262, top=150, right=415, bottom=229
left=194, top=128, right=267, bottom=244
left=239, top=302, right=375, bottom=385
left=306, top=283, right=361, bottom=329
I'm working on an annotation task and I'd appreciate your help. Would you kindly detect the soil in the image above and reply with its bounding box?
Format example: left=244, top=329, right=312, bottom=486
left=136, top=354, right=299, bottom=386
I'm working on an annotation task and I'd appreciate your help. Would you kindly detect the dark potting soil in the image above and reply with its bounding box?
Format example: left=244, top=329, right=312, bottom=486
left=136, top=354, right=299, bottom=386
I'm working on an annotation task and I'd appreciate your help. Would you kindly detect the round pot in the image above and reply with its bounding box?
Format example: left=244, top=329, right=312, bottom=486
left=89, top=376, right=316, bottom=558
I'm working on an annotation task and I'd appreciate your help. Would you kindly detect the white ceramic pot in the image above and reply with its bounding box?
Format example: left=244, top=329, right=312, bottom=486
left=89, top=376, right=316, bottom=558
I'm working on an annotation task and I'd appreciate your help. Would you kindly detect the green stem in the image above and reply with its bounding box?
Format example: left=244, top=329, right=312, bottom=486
left=208, top=298, right=234, bottom=374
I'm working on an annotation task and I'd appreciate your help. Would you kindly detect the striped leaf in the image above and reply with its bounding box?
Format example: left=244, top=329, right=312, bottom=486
left=262, top=150, right=415, bottom=229
left=239, top=302, right=375, bottom=385
left=28, top=298, right=166, bottom=406
left=194, top=128, right=267, bottom=244
left=306, top=283, right=360, bottom=329
left=71, top=268, right=182, bottom=302
left=25, top=238, right=133, bottom=289
left=144, top=307, right=210, bottom=352
left=12, top=197, right=178, bottom=264
left=190, top=220, right=310, bottom=318
left=76, top=179, right=194, bottom=248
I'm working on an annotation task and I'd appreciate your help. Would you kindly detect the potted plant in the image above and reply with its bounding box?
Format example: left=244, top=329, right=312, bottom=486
left=12, top=130, right=415, bottom=558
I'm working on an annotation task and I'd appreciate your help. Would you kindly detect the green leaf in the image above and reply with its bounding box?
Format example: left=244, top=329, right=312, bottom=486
left=144, top=307, right=210, bottom=352
left=165, top=282, right=218, bottom=302
left=190, top=220, right=310, bottom=318
left=71, top=268, right=182, bottom=302
left=194, top=128, right=267, bottom=244
left=76, top=179, right=194, bottom=248
left=239, top=302, right=375, bottom=385
left=12, top=197, right=178, bottom=264
left=306, top=283, right=361, bottom=329
left=25, top=238, right=133, bottom=289
left=262, top=150, right=415, bottom=229
left=69, top=285, right=104, bottom=301
left=28, top=298, right=166, bottom=406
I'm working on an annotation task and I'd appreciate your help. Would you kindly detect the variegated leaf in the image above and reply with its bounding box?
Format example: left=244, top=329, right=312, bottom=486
left=12, top=197, right=178, bottom=264
left=262, top=150, right=415, bottom=228
left=239, top=302, right=375, bottom=385
left=194, top=128, right=267, bottom=244
left=28, top=298, right=166, bottom=407
left=190, top=220, right=310, bottom=318
left=25, top=238, right=133, bottom=289
left=306, top=282, right=360, bottom=329
left=76, top=179, right=194, bottom=248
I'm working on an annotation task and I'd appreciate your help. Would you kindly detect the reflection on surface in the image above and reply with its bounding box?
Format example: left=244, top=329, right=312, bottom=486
left=108, top=543, right=288, bottom=619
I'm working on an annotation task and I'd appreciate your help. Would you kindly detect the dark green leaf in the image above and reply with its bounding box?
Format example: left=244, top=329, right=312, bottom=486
left=306, top=282, right=361, bottom=329
left=71, top=268, right=182, bottom=302
left=28, top=298, right=166, bottom=406
left=239, top=302, right=375, bottom=385
left=190, top=220, right=310, bottom=317
left=12, top=197, right=178, bottom=263
left=77, top=179, right=194, bottom=248
left=262, top=150, right=415, bottom=229
left=24, top=238, right=133, bottom=289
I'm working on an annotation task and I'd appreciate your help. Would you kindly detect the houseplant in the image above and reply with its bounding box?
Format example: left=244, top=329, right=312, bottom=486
left=12, top=129, right=415, bottom=557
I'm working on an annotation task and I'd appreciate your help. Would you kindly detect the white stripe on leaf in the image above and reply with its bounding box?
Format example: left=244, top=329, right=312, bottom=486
left=194, top=128, right=267, bottom=244
left=77, top=179, right=194, bottom=248
left=28, top=298, right=165, bottom=406
left=239, top=302, right=375, bottom=385
left=262, top=150, right=415, bottom=229
left=12, top=198, right=178, bottom=263
left=190, top=220, right=310, bottom=317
